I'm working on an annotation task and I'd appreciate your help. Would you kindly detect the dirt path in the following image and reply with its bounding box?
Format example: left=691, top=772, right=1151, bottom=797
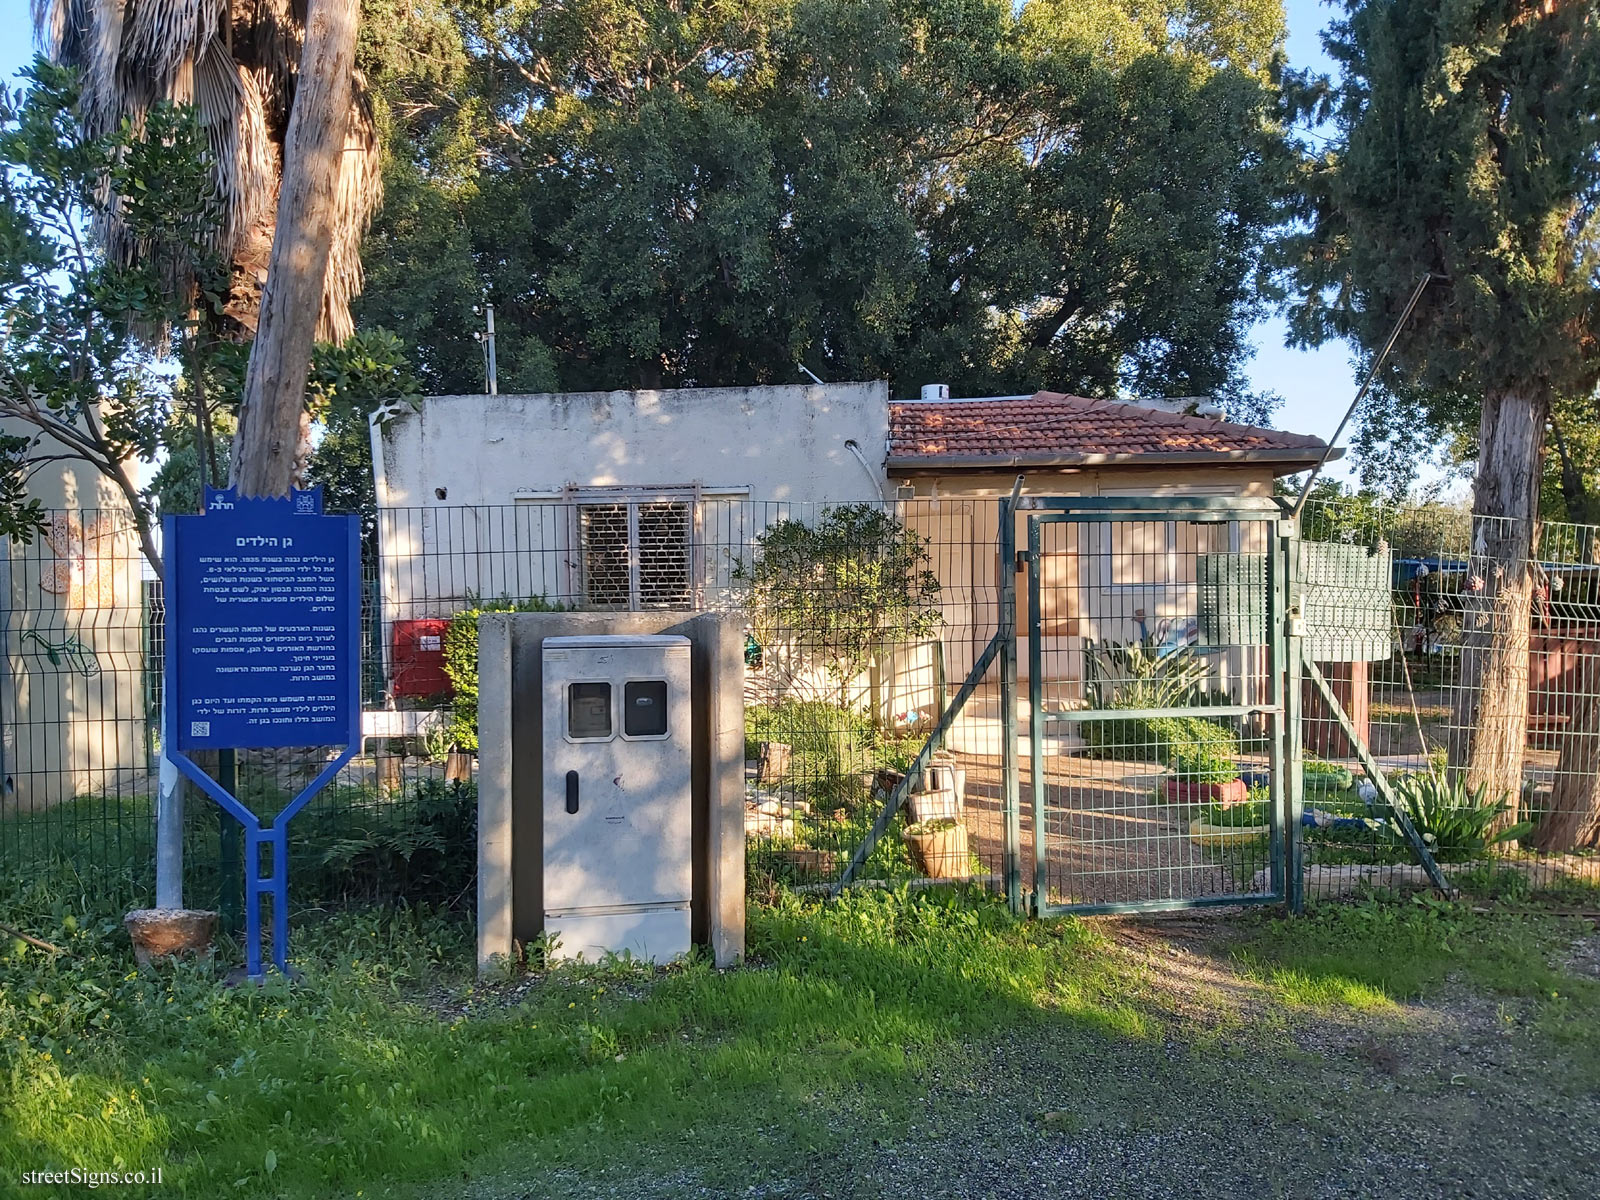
left=957, top=750, right=1266, bottom=905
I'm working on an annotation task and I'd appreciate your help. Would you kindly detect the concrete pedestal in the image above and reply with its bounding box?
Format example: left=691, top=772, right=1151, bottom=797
left=475, top=612, right=745, bottom=973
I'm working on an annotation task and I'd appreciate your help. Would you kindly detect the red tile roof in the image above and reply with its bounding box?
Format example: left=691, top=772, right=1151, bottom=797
left=887, top=392, right=1330, bottom=470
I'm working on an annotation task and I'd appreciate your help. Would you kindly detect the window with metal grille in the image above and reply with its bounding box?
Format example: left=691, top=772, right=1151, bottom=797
left=578, top=504, right=632, bottom=608
left=576, top=495, right=693, bottom=610
left=636, top=501, right=691, bottom=607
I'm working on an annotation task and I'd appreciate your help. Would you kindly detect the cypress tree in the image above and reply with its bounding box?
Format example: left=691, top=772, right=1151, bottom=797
left=1287, top=0, right=1600, bottom=828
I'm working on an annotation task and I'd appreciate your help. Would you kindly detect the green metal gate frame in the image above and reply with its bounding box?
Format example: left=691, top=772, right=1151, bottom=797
left=836, top=490, right=1446, bottom=912
left=1008, top=494, right=1296, bottom=917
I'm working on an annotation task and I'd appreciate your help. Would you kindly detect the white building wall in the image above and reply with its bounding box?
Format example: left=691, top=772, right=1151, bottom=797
left=376, top=383, right=889, bottom=509
left=0, top=421, right=148, bottom=812
left=372, top=383, right=891, bottom=625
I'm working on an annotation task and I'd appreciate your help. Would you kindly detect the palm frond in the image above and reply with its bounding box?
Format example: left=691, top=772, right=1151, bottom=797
left=32, top=0, right=380, bottom=341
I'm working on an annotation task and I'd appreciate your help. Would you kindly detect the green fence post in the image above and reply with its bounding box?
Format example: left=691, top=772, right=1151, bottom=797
left=999, top=493, right=1024, bottom=917
left=1267, top=516, right=1287, bottom=904
left=1282, top=523, right=1306, bottom=913
left=1026, top=515, right=1046, bottom=915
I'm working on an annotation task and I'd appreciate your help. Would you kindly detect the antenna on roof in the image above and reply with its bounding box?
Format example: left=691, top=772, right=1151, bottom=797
left=1289, top=272, right=1433, bottom=520
left=472, top=293, right=498, bottom=396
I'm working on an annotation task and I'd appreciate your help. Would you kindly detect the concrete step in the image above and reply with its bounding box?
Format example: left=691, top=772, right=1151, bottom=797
left=945, top=692, right=1085, bottom=757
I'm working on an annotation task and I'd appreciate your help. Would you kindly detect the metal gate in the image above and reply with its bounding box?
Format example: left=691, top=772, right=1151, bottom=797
left=834, top=489, right=1445, bottom=913
left=1011, top=496, right=1296, bottom=915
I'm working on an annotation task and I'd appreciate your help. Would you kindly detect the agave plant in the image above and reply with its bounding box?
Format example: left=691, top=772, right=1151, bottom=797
left=1384, top=772, right=1533, bottom=864
left=1083, top=634, right=1207, bottom=712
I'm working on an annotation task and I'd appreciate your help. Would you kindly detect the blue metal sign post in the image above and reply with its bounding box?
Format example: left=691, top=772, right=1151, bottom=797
left=164, top=487, right=360, bottom=979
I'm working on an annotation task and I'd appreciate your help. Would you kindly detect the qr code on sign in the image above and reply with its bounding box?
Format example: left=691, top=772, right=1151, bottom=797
left=190, top=721, right=210, bottom=738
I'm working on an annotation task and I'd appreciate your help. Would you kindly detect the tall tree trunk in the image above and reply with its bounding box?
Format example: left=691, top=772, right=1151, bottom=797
left=230, top=0, right=359, bottom=498
left=1449, top=387, right=1549, bottom=825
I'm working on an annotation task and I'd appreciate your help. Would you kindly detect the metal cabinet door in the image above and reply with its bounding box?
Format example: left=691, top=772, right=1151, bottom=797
left=541, top=639, right=692, bottom=913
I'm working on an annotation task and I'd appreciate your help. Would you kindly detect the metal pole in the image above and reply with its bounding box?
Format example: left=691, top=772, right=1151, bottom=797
left=999, top=476, right=1024, bottom=916
left=218, top=748, right=240, bottom=931
left=485, top=303, right=498, bottom=396
left=0, top=545, right=11, bottom=801
left=155, top=688, right=183, bottom=909
left=1281, top=522, right=1306, bottom=913
left=1026, top=514, right=1046, bottom=913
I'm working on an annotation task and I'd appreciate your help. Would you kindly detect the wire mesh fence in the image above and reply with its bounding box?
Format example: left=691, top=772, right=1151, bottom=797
left=0, top=499, right=1009, bottom=917
left=0, top=510, right=156, bottom=906
left=1025, top=505, right=1285, bottom=912
left=374, top=499, right=1007, bottom=898
left=5, top=491, right=1598, bottom=924
left=1296, top=497, right=1600, bottom=900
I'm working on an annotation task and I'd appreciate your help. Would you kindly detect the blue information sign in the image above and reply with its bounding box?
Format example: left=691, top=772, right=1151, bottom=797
left=166, top=488, right=360, bottom=751
left=163, top=487, right=361, bottom=979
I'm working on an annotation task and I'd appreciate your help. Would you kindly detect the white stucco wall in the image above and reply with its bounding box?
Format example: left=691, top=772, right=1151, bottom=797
left=375, top=382, right=890, bottom=509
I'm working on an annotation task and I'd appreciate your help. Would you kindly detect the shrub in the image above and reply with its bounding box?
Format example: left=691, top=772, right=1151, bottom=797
left=1169, top=740, right=1240, bottom=785
left=1303, top=758, right=1355, bottom=794
left=442, top=594, right=562, bottom=751
left=736, top=505, right=942, bottom=703
left=1199, top=799, right=1269, bottom=827
left=296, top=778, right=478, bottom=904
left=1084, top=714, right=1180, bottom=761
left=1084, top=711, right=1238, bottom=765
left=1079, top=635, right=1234, bottom=763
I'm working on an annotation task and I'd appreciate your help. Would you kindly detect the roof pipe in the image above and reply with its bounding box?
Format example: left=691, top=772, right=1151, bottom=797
left=843, top=438, right=884, bottom=498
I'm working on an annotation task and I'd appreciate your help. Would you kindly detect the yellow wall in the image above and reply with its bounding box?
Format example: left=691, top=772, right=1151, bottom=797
left=1, top=431, right=149, bottom=811
left=894, top=465, right=1280, bottom=698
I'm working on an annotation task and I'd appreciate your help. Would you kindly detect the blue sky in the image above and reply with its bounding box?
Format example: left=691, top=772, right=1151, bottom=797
left=0, top=0, right=1407, bottom=484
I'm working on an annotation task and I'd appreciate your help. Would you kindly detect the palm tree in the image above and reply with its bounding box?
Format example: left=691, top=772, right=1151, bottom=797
left=31, top=0, right=380, bottom=343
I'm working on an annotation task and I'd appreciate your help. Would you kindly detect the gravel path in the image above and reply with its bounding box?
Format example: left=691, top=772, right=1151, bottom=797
left=466, top=917, right=1600, bottom=1200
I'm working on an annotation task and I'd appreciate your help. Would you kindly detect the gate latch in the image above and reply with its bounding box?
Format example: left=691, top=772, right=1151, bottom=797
left=1015, top=550, right=1030, bottom=573
left=1287, top=605, right=1306, bottom=638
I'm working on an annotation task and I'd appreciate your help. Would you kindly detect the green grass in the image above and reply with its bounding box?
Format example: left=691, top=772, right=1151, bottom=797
left=4, top=847, right=1600, bottom=1199
left=1234, top=895, right=1600, bottom=1010
left=0, top=859, right=1128, bottom=1198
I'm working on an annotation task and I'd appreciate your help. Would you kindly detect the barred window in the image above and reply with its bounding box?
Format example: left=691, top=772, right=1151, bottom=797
left=579, top=504, right=632, bottom=608
left=576, top=494, right=694, bottom=610
left=636, top=501, right=691, bottom=607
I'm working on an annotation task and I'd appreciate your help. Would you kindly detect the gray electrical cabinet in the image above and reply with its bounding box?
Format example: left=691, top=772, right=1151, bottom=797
left=541, top=634, right=693, bottom=963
